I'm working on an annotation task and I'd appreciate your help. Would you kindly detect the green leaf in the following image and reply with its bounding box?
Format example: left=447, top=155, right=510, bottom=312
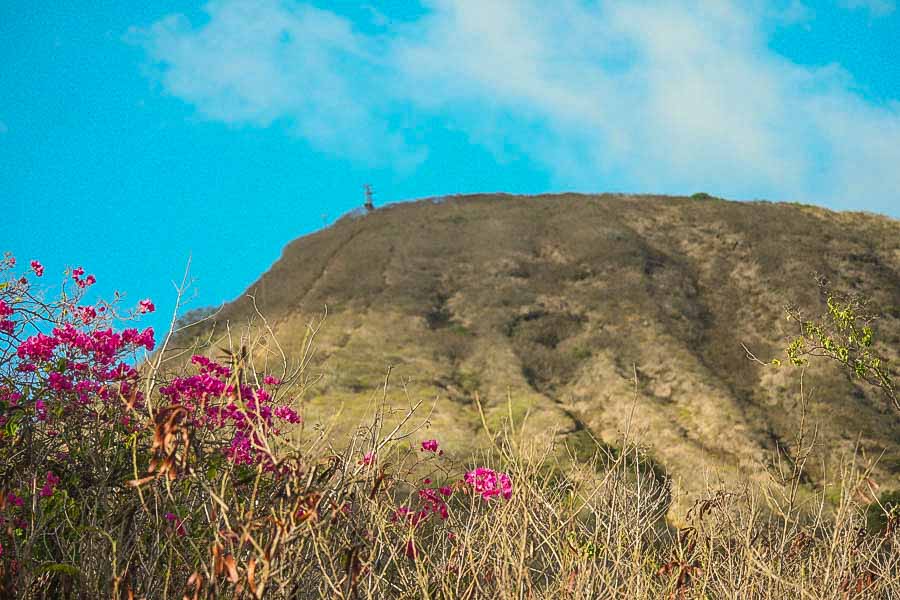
left=861, top=326, right=873, bottom=347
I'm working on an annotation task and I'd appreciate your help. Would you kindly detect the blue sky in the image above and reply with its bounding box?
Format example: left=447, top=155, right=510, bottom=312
left=2, top=0, right=899, bottom=334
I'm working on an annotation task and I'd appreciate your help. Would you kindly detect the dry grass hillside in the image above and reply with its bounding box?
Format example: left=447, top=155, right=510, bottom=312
left=177, top=193, right=900, bottom=515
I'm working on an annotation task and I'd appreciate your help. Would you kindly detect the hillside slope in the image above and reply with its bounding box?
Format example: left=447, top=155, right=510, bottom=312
left=187, top=193, right=900, bottom=510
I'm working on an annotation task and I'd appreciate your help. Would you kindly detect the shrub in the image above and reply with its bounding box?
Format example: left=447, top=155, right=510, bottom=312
left=779, top=275, right=896, bottom=410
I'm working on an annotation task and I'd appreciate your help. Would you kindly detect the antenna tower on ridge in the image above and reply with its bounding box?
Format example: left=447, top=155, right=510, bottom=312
left=363, top=184, right=375, bottom=211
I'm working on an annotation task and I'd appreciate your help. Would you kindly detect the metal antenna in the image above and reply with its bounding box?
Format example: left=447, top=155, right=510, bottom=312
left=363, top=184, right=375, bottom=211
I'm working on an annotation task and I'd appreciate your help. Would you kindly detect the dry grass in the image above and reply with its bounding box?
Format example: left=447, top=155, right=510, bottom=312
left=6, top=323, right=898, bottom=599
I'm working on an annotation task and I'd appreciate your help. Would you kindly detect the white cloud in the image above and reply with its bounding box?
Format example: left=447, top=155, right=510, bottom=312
left=839, top=0, right=895, bottom=16
left=129, top=0, right=421, bottom=165
left=134, top=0, right=900, bottom=212
left=772, top=1, right=814, bottom=24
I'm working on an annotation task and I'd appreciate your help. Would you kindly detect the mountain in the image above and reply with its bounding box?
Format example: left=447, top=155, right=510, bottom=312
left=185, top=193, right=900, bottom=511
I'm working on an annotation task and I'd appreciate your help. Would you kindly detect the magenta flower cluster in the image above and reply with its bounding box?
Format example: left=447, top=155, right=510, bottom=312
left=420, top=439, right=443, bottom=455
left=393, top=484, right=454, bottom=528
left=71, top=266, right=96, bottom=289
left=13, top=329, right=151, bottom=426
left=387, top=439, right=512, bottom=558
left=464, top=467, right=513, bottom=501
left=138, top=299, right=155, bottom=314
left=39, top=472, right=60, bottom=498
left=18, top=324, right=155, bottom=365
left=0, top=299, right=13, bottom=335
left=159, top=354, right=301, bottom=467
left=164, top=512, right=187, bottom=536
left=13, top=323, right=155, bottom=418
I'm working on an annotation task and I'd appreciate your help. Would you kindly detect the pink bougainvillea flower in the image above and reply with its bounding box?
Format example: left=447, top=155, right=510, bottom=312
left=157, top=354, right=300, bottom=468
left=263, top=375, right=281, bottom=386
left=30, top=260, right=44, bottom=277
left=359, top=451, right=375, bottom=466
left=273, top=406, right=301, bottom=423
left=78, top=306, right=96, bottom=324
left=418, top=487, right=450, bottom=520
left=164, top=512, right=187, bottom=536
left=138, top=299, right=155, bottom=314
left=6, top=493, right=23, bottom=507
left=392, top=486, right=452, bottom=530
left=34, top=399, right=47, bottom=421
left=0, top=389, right=21, bottom=407
left=72, top=267, right=95, bottom=288
left=0, top=301, right=13, bottom=333
left=39, top=471, right=60, bottom=498
left=500, top=475, right=512, bottom=499
left=47, top=372, right=73, bottom=392
left=420, top=439, right=440, bottom=453
left=464, top=467, right=513, bottom=501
